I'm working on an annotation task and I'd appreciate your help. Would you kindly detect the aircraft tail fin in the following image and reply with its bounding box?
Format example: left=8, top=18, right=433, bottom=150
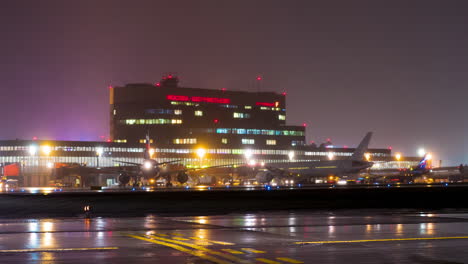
left=351, top=132, right=373, bottom=161
left=416, top=154, right=432, bottom=170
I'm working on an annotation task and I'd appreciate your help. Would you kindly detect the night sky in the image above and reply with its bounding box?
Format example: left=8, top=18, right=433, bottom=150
left=0, top=1, right=467, bottom=165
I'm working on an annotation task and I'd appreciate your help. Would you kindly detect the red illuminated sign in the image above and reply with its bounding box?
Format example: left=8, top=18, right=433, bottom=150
left=167, top=95, right=230, bottom=104
left=256, top=101, right=280, bottom=107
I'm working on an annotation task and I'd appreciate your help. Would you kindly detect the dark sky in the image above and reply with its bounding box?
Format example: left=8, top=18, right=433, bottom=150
left=0, top=1, right=467, bottom=165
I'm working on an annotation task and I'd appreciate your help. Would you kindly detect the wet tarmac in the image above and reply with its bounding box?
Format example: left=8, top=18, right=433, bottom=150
left=1, top=210, right=468, bottom=263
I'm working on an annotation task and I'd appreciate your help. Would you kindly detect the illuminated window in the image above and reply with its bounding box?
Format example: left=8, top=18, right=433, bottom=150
left=278, top=114, right=286, bottom=120
left=221, top=138, right=228, bottom=144
left=174, top=109, right=182, bottom=115
left=291, top=140, right=305, bottom=146
left=195, top=110, right=203, bottom=116
left=139, top=139, right=154, bottom=143
left=233, top=112, right=250, bottom=119
left=266, top=139, right=276, bottom=145
left=113, top=139, right=127, bottom=143
left=123, top=119, right=182, bottom=125
left=173, top=138, right=197, bottom=144
left=215, top=128, right=304, bottom=136
left=244, top=106, right=252, bottom=109
left=113, top=109, right=116, bottom=115
left=241, top=139, right=254, bottom=145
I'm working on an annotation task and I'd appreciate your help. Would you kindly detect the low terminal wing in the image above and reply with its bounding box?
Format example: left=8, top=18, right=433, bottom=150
left=112, top=159, right=182, bottom=166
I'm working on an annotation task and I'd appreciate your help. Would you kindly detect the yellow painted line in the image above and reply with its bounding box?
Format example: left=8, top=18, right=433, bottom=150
left=146, top=235, right=250, bottom=264
left=256, top=258, right=282, bottom=264
left=295, top=236, right=468, bottom=244
left=189, top=236, right=235, bottom=245
left=128, top=235, right=231, bottom=264
left=242, top=248, right=266, bottom=253
left=172, top=237, right=190, bottom=241
left=276, top=257, right=304, bottom=263
left=0, top=247, right=118, bottom=253
left=170, top=233, right=185, bottom=236
left=221, top=249, right=244, bottom=254
left=152, top=233, right=169, bottom=237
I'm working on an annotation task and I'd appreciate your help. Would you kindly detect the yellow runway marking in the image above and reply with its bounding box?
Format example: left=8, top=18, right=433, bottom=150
left=295, top=236, right=468, bottom=244
left=242, top=248, right=266, bottom=253
left=0, top=247, right=118, bottom=253
left=128, top=235, right=231, bottom=264
left=189, top=236, right=235, bottom=245
left=152, top=233, right=168, bottom=237
left=221, top=249, right=244, bottom=254
left=256, top=258, right=282, bottom=264
left=145, top=235, right=250, bottom=263
left=170, top=233, right=185, bottom=236
left=276, top=257, right=304, bottom=263
left=172, top=237, right=190, bottom=241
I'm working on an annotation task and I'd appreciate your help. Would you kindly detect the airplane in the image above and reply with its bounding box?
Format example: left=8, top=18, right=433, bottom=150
left=255, top=132, right=374, bottom=184
left=372, top=154, right=468, bottom=183
left=103, top=133, right=239, bottom=187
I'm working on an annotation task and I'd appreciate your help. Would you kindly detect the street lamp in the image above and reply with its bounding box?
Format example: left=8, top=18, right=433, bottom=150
left=149, top=148, right=155, bottom=158
left=418, top=148, right=426, bottom=157
left=364, top=153, right=371, bottom=161
left=327, top=152, right=334, bottom=160
left=28, top=145, right=37, bottom=156
left=41, top=145, right=52, bottom=156
left=395, top=153, right=402, bottom=168
left=196, top=148, right=206, bottom=168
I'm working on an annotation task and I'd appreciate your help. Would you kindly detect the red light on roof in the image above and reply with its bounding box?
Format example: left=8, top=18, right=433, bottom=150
left=155, top=83, right=161, bottom=87
left=108, top=86, right=113, bottom=89
left=256, top=76, right=262, bottom=81
left=282, top=92, right=287, bottom=96
left=344, top=145, right=348, bottom=148
left=168, top=75, right=173, bottom=79
left=32, top=136, right=38, bottom=140
left=221, top=88, right=226, bottom=91
left=388, top=146, right=393, bottom=150
left=106, top=139, right=111, bottom=142
left=327, top=138, right=331, bottom=142
left=302, top=123, right=307, bottom=127
left=213, top=119, right=219, bottom=124
left=310, top=141, right=315, bottom=144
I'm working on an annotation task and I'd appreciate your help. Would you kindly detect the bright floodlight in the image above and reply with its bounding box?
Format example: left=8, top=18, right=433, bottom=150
left=288, top=151, right=295, bottom=160
left=28, top=145, right=37, bottom=155
left=149, top=148, right=155, bottom=157
left=364, top=153, right=371, bottom=161
left=328, top=152, right=334, bottom=160
left=248, top=159, right=257, bottom=166
left=244, top=149, right=253, bottom=159
left=426, top=153, right=432, bottom=160
left=418, top=148, right=426, bottom=157
left=395, top=153, right=402, bottom=161
left=41, top=145, right=52, bottom=156
left=46, top=162, right=54, bottom=169
left=95, top=147, right=104, bottom=156
left=143, top=161, right=152, bottom=170
left=196, top=148, right=206, bottom=159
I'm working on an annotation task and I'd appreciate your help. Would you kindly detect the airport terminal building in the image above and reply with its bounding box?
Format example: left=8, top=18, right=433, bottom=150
left=0, top=75, right=420, bottom=186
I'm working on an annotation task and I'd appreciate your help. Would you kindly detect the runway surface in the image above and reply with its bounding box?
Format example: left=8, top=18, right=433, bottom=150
left=1, top=210, right=468, bottom=263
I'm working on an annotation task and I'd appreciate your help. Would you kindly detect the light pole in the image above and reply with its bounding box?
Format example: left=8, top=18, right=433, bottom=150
left=28, top=145, right=37, bottom=186
left=196, top=148, right=206, bottom=168
left=96, top=147, right=104, bottom=168
left=41, top=145, right=52, bottom=187
left=395, top=153, right=402, bottom=168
